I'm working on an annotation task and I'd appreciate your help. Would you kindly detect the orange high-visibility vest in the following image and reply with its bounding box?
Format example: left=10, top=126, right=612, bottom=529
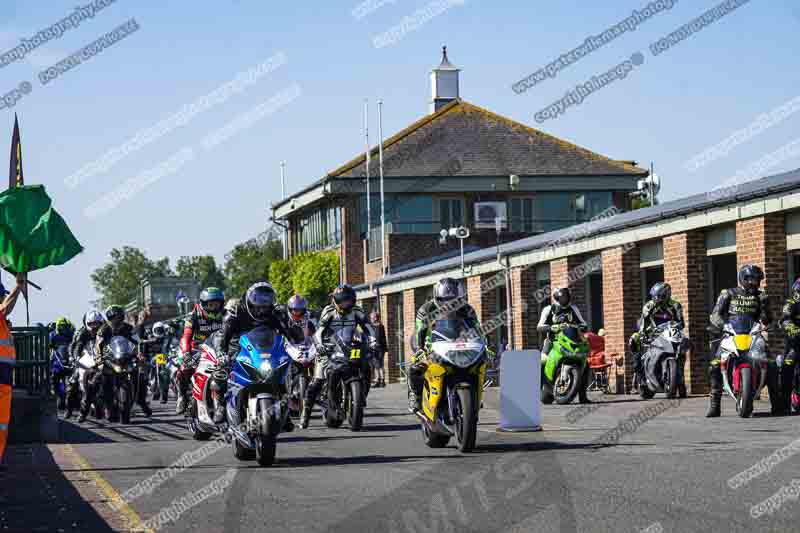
left=0, top=312, right=16, bottom=463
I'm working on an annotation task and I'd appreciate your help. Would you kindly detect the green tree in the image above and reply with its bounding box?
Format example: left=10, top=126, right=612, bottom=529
left=223, top=228, right=283, bottom=297
left=176, top=255, right=226, bottom=290
left=291, top=251, right=340, bottom=309
left=269, top=258, right=293, bottom=303
left=91, top=246, right=172, bottom=309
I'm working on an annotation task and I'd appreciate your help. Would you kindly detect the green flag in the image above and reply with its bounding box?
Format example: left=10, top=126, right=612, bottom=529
left=0, top=184, right=83, bottom=273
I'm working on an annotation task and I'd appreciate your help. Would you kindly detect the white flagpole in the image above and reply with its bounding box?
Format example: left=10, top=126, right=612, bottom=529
left=377, top=100, right=387, bottom=275
left=364, top=100, right=372, bottom=238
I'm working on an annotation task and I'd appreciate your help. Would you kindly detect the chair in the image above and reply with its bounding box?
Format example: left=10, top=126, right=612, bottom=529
left=588, top=353, right=612, bottom=392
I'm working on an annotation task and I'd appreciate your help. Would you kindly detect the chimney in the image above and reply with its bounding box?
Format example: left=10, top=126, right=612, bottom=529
left=429, top=46, right=459, bottom=114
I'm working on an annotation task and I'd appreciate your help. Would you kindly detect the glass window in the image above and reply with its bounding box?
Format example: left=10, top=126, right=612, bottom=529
left=439, top=198, right=464, bottom=230
left=509, top=198, right=535, bottom=233
left=294, top=205, right=342, bottom=254
left=535, top=193, right=576, bottom=232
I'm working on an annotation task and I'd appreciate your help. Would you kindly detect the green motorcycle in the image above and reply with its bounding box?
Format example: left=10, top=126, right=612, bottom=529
left=541, top=325, right=590, bottom=405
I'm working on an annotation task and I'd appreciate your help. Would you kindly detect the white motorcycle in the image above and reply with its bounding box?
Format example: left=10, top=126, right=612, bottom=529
left=285, top=340, right=317, bottom=416
left=637, top=321, right=687, bottom=399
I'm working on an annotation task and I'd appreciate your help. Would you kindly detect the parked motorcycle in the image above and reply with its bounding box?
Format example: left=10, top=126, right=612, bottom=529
left=636, top=321, right=687, bottom=399
left=285, top=340, right=316, bottom=416
left=320, top=325, right=368, bottom=431
left=416, top=318, right=487, bottom=452
left=540, top=325, right=589, bottom=405
left=101, top=336, right=140, bottom=424
left=226, top=326, right=292, bottom=466
left=718, top=316, right=769, bottom=418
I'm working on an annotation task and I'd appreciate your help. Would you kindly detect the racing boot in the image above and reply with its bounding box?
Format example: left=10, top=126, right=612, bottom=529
left=283, top=417, right=295, bottom=432
left=176, top=394, right=187, bottom=415
left=578, top=367, right=592, bottom=404
left=78, top=408, right=88, bottom=423
left=705, top=364, right=722, bottom=418
left=767, top=365, right=785, bottom=416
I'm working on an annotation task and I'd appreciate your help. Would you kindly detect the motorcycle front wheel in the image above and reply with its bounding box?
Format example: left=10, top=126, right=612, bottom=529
left=347, top=380, right=364, bottom=432
left=119, top=383, right=131, bottom=424
left=454, top=386, right=477, bottom=453
left=664, top=358, right=678, bottom=399
left=325, top=378, right=344, bottom=429
left=555, top=365, right=581, bottom=405
left=736, top=366, right=754, bottom=418
left=255, top=398, right=277, bottom=466
left=187, top=399, right=212, bottom=441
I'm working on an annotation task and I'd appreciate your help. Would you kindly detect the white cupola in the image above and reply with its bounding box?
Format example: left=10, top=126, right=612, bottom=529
left=429, top=46, right=460, bottom=114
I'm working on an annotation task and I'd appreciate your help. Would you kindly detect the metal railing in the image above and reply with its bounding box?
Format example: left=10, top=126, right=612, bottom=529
left=11, top=326, right=51, bottom=396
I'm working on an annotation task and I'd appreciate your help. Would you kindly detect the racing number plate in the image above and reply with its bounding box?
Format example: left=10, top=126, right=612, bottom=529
left=155, top=353, right=167, bottom=365
left=350, top=349, right=361, bottom=360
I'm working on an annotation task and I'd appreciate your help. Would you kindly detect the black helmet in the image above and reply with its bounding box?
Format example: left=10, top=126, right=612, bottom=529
left=738, top=264, right=764, bottom=294
left=649, top=282, right=671, bottom=306
left=200, top=287, right=225, bottom=318
left=333, top=284, right=356, bottom=313
left=434, top=278, right=461, bottom=304
left=553, top=287, right=571, bottom=307
left=287, top=294, right=308, bottom=321
left=105, top=305, right=125, bottom=322
left=245, top=282, right=276, bottom=322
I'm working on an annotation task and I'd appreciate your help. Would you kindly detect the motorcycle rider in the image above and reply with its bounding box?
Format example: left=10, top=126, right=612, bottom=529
left=537, top=287, right=591, bottom=403
left=779, top=278, right=800, bottom=414
left=301, top=284, right=374, bottom=428
left=176, top=287, right=225, bottom=413
left=66, top=311, right=104, bottom=421
left=706, top=264, right=777, bottom=417
left=408, top=278, right=481, bottom=413
left=95, top=305, right=152, bottom=420
left=278, top=294, right=317, bottom=345
left=629, top=282, right=687, bottom=389
left=214, top=282, right=288, bottom=425
left=140, top=322, right=172, bottom=404
left=49, top=317, right=75, bottom=411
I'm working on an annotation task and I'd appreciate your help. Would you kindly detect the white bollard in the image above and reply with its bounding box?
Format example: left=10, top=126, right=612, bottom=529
left=498, top=350, right=542, bottom=432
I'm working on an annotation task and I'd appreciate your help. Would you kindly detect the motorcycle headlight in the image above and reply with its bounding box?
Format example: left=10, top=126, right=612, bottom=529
left=259, top=360, right=273, bottom=378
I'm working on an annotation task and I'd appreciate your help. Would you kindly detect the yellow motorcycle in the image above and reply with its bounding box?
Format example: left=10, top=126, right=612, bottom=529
left=416, top=318, right=487, bottom=452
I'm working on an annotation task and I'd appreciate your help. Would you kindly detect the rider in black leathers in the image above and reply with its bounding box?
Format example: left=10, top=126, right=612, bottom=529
left=95, top=305, right=152, bottom=420
left=706, top=264, right=777, bottom=417
left=67, top=310, right=104, bottom=421
left=301, top=285, right=374, bottom=429
left=778, top=278, right=800, bottom=414
left=213, top=282, right=287, bottom=424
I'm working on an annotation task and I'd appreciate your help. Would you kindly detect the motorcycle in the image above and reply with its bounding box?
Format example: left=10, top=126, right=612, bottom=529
left=285, top=340, right=317, bottom=416
left=101, top=336, right=140, bottom=424
left=717, top=316, right=769, bottom=418
left=188, top=334, right=224, bottom=440
left=540, top=325, right=589, bottom=405
left=415, top=318, right=487, bottom=452
left=51, top=344, right=73, bottom=411
left=226, top=326, right=291, bottom=466
left=636, top=321, right=687, bottom=399
left=320, top=325, right=368, bottom=431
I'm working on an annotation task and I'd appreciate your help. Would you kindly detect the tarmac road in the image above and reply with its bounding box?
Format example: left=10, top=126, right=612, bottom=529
left=14, top=384, right=800, bottom=532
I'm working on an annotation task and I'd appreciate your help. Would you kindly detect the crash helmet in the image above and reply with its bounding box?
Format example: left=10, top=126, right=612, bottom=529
left=649, top=282, right=671, bottom=306
left=152, top=321, right=167, bottom=338
left=287, top=294, right=308, bottom=322
left=84, top=310, right=104, bottom=334
left=104, top=305, right=125, bottom=324
left=792, top=278, right=800, bottom=300
left=245, top=282, right=276, bottom=322
left=332, top=284, right=357, bottom=313
left=738, top=264, right=764, bottom=294
left=552, top=287, right=571, bottom=308
left=200, top=287, right=225, bottom=319
left=55, top=316, right=74, bottom=336
left=433, top=277, right=461, bottom=306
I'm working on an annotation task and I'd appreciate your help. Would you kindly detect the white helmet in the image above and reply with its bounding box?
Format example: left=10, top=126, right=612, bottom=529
left=152, top=321, right=167, bottom=338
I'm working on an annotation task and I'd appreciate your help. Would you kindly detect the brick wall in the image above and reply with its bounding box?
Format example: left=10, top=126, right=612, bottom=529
left=549, top=255, right=590, bottom=318
left=664, top=232, right=709, bottom=394
left=602, top=245, right=641, bottom=393
left=381, top=293, right=403, bottom=383
left=737, top=214, right=787, bottom=354
left=511, top=266, right=539, bottom=350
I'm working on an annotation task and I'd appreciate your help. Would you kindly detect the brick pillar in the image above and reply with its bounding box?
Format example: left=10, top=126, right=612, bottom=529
left=549, top=255, right=589, bottom=319
left=602, top=245, right=641, bottom=393
left=381, top=293, right=402, bottom=384
left=737, top=214, right=787, bottom=355
left=511, top=266, right=539, bottom=350
left=403, top=289, right=419, bottom=373
left=340, top=198, right=364, bottom=286
left=664, top=232, right=709, bottom=394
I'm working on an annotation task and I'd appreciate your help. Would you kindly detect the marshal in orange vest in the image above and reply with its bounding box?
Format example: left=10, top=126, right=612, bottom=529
left=0, top=309, right=16, bottom=463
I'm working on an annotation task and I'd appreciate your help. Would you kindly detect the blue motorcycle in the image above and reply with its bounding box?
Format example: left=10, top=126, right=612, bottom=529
left=226, top=326, right=291, bottom=467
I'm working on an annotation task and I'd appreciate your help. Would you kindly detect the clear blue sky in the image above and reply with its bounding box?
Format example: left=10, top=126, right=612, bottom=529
left=0, top=0, right=797, bottom=324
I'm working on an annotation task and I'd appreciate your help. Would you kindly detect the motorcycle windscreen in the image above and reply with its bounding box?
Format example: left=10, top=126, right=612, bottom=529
left=108, top=336, right=135, bottom=360
left=331, top=325, right=358, bottom=357
left=729, top=315, right=755, bottom=335
left=560, top=326, right=582, bottom=345
left=431, top=318, right=471, bottom=342
left=241, top=326, right=277, bottom=361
